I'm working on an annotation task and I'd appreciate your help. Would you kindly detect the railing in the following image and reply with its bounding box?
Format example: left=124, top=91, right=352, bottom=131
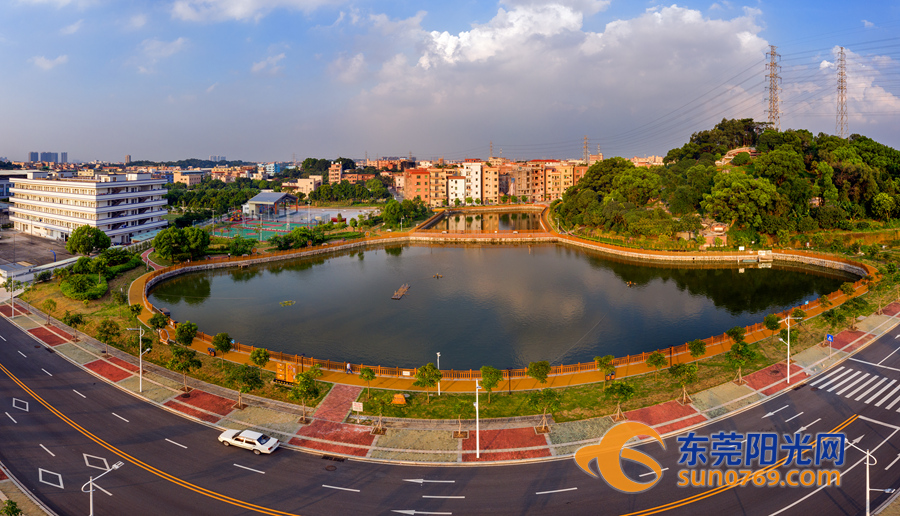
left=141, top=225, right=877, bottom=385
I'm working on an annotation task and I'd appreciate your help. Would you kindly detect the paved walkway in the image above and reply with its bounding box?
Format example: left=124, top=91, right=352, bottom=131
left=11, top=297, right=900, bottom=464
left=140, top=248, right=165, bottom=270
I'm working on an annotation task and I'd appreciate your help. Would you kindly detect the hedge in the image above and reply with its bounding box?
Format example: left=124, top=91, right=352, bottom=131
left=60, top=274, right=108, bottom=301
left=107, top=255, right=143, bottom=277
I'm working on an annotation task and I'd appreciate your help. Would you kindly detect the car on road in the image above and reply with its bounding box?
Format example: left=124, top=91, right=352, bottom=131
left=218, top=429, right=280, bottom=455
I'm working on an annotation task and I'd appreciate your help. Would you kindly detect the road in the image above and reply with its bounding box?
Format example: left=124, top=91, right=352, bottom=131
left=1, top=314, right=900, bottom=515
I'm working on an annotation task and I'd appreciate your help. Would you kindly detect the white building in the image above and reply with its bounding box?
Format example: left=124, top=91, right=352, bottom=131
left=461, top=162, right=483, bottom=202
left=447, top=175, right=466, bottom=205
left=10, top=171, right=167, bottom=245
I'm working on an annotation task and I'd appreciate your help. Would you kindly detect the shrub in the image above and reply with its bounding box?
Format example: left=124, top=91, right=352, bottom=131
left=107, top=255, right=143, bottom=277
left=34, top=270, right=52, bottom=282
left=100, top=247, right=134, bottom=266
left=731, top=152, right=751, bottom=166
left=72, top=256, right=92, bottom=274
left=856, top=221, right=871, bottom=230
left=60, top=274, right=108, bottom=300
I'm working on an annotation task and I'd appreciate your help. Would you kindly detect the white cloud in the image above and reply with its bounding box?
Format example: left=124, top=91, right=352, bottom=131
left=862, top=20, right=874, bottom=28
left=206, top=82, right=219, bottom=93
left=171, top=0, right=341, bottom=22
left=30, top=55, right=68, bottom=70
left=60, top=19, right=82, bottom=35
left=128, top=14, right=147, bottom=30
left=820, top=60, right=834, bottom=70
left=132, top=37, right=188, bottom=73
left=251, top=53, right=285, bottom=73
left=328, top=53, right=365, bottom=83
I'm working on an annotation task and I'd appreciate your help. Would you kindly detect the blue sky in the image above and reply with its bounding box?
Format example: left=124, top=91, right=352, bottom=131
left=1, top=0, right=898, bottom=163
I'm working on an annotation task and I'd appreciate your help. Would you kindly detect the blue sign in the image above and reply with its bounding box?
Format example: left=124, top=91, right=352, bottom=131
left=826, top=334, right=834, bottom=342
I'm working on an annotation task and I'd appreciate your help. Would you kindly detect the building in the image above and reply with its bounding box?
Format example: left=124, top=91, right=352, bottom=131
left=447, top=176, right=466, bottom=205
left=0, top=171, right=29, bottom=198
left=40, top=152, right=58, bottom=163
left=28, top=152, right=39, bottom=163
left=631, top=155, right=664, bottom=168
left=243, top=191, right=297, bottom=218
left=10, top=171, right=167, bottom=245
left=209, top=155, right=226, bottom=162
left=125, top=155, right=132, bottom=165
left=403, top=169, right=431, bottom=204
left=258, top=163, right=281, bottom=176
left=461, top=161, right=483, bottom=203
left=173, top=170, right=208, bottom=186
left=482, top=165, right=500, bottom=204
left=60, top=152, right=68, bottom=164
left=328, top=162, right=343, bottom=184
left=282, top=175, right=322, bottom=196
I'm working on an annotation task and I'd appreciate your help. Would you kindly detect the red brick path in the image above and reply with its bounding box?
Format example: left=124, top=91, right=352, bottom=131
left=834, top=330, right=874, bottom=352
left=313, top=384, right=363, bottom=423
left=84, top=359, right=132, bottom=382
left=164, top=400, right=222, bottom=423
left=883, top=302, right=900, bottom=317
left=0, top=305, right=29, bottom=317
left=28, top=326, right=65, bottom=346
left=108, top=356, right=139, bottom=373
left=625, top=400, right=699, bottom=427
left=176, top=390, right=234, bottom=416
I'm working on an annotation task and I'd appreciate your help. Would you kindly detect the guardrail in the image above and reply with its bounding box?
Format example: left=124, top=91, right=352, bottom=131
left=140, top=222, right=877, bottom=385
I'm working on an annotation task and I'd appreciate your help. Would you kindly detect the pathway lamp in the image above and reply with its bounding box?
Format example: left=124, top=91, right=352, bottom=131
left=126, top=327, right=150, bottom=393
left=82, top=461, right=123, bottom=516
left=779, top=315, right=803, bottom=384
left=436, top=352, right=441, bottom=396
left=846, top=438, right=896, bottom=516
left=474, top=379, right=482, bottom=459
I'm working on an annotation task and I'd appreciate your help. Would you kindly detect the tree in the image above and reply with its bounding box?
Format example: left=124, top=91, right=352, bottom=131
left=41, top=299, right=56, bottom=325
left=726, top=326, right=746, bottom=344
left=527, top=388, right=561, bottom=433
left=480, top=365, right=502, bottom=403
left=62, top=310, right=85, bottom=341
left=688, top=339, right=706, bottom=360
left=412, top=362, right=442, bottom=403
left=175, top=320, right=198, bottom=347
left=149, top=312, right=169, bottom=336
left=291, top=371, right=321, bottom=423
left=645, top=350, right=668, bottom=378
left=168, top=346, right=201, bottom=392
left=764, top=314, right=780, bottom=343
left=727, top=340, right=758, bottom=384
left=212, top=332, right=232, bottom=365
left=153, top=227, right=188, bottom=260
left=792, top=308, right=806, bottom=325
left=66, top=225, right=111, bottom=255
left=840, top=282, right=855, bottom=296
left=669, top=363, right=699, bottom=404
left=129, top=303, right=143, bottom=318
left=526, top=360, right=551, bottom=384
left=594, top=355, right=616, bottom=389
left=605, top=381, right=636, bottom=421
left=183, top=226, right=210, bottom=259
left=250, top=348, right=270, bottom=369
left=96, top=318, right=121, bottom=354
left=359, top=367, right=376, bottom=400
left=229, top=363, right=263, bottom=409
left=701, top=173, right=780, bottom=231
left=0, top=500, right=23, bottom=516
left=873, top=192, right=895, bottom=221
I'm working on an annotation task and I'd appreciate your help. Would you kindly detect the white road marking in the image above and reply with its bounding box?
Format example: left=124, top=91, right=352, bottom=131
left=93, top=483, right=113, bottom=497
left=165, top=438, right=187, bottom=449
left=111, top=413, right=129, bottom=423
left=422, top=496, right=465, bottom=499
left=0, top=335, right=6, bottom=341
left=12, top=398, right=29, bottom=412
left=796, top=418, right=821, bottom=433
left=876, top=383, right=900, bottom=407
left=535, top=487, right=578, bottom=495
left=638, top=468, right=669, bottom=478
left=826, top=370, right=861, bottom=392
left=878, top=345, right=900, bottom=365
left=391, top=511, right=452, bottom=515
left=855, top=377, right=889, bottom=401
left=322, top=485, right=360, bottom=492
left=5, top=412, right=17, bottom=424
left=72, top=389, right=86, bottom=398
left=403, top=479, right=456, bottom=484
left=784, top=412, right=804, bottom=422
left=38, top=469, right=63, bottom=489
left=836, top=373, right=869, bottom=396
left=17, top=351, right=25, bottom=357
left=812, top=368, right=853, bottom=390
left=845, top=376, right=879, bottom=399
left=762, top=405, right=788, bottom=418
left=850, top=358, right=900, bottom=373
left=39, top=444, right=55, bottom=457
left=809, top=366, right=845, bottom=386
left=866, top=379, right=897, bottom=404
left=234, top=464, right=265, bottom=474
left=886, top=454, right=900, bottom=471
left=41, top=368, right=52, bottom=376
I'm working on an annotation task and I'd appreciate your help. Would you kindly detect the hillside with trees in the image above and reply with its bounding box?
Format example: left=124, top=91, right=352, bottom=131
left=553, top=118, right=900, bottom=247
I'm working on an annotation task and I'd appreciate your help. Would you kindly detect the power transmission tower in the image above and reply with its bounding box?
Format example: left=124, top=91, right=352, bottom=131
left=583, top=136, right=589, bottom=164
left=836, top=46, right=848, bottom=139
left=765, top=45, right=781, bottom=131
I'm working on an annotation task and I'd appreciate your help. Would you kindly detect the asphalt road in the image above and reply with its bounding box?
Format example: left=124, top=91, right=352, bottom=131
left=2, top=314, right=900, bottom=515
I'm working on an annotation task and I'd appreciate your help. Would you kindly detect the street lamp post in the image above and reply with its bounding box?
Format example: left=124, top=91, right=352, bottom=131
left=474, top=380, right=482, bottom=459
left=865, top=448, right=895, bottom=516
left=779, top=315, right=802, bottom=384
left=82, top=461, right=123, bottom=516
left=436, top=352, right=441, bottom=396
left=126, top=327, right=149, bottom=393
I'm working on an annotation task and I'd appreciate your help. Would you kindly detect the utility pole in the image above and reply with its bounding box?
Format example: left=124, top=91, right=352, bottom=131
left=583, top=136, right=589, bottom=165
left=490, top=141, right=493, bottom=159
left=765, top=45, right=782, bottom=131
left=837, top=46, right=848, bottom=139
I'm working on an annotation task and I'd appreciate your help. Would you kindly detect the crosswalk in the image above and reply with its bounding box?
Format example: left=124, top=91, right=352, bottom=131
left=809, top=366, right=900, bottom=410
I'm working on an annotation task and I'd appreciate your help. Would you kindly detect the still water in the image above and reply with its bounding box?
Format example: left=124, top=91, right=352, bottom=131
left=148, top=244, right=856, bottom=370
left=428, top=210, right=543, bottom=231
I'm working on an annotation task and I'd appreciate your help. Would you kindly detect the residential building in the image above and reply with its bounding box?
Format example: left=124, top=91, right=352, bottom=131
left=631, top=155, right=664, bottom=168
left=403, top=168, right=431, bottom=204
left=40, top=152, right=58, bottom=163
left=328, top=162, right=343, bottom=184
left=10, top=171, right=167, bottom=245
left=283, top=175, right=323, bottom=196
left=428, top=167, right=449, bottom=207
left=447, top=175, right=466, bottom=205
left=461, top=161, right=483, bottom=203
left=482, top=165, right=500, bottom=204
left=258, top=162, right=281, bottom=176
left=60, top=152, right=68, bottom=164
left=28, top=152, right=39, bottom=163
left=0, top=171, right=29, bottom=198
left=173, top=170, right=208, bottom=186
left=125, top=155, right=132, bottom=165
left=589, top=153, right=603, bottom=166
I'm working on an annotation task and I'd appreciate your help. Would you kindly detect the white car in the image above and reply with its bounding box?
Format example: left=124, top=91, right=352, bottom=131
left=218, top=429, right=280, bottom=455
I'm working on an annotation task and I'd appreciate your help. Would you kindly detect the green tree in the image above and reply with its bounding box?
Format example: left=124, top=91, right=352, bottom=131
left=229, top=363, right=263, bottom=409
left=527, top=388, right=561, bottom=432
left=250, top=348, right=270, bottom=369
left=41, top=298, right=57, bottom=325
left=872, top=192, right=895, bottom=221
left=291, top=371, right=321, bottom=423
left=175, top=320, right=198, bottom=347
left=688, top=339, right=706, bottom=360
left=669, top=363, right=699, bottom=404
left=149, top=312, right=169, bottom=334
left=62, top=310, right=85, bottom=341
left=645, top=350, right=668, bottom=377
left=764, top=314, right=781, bottom=342
left=96, top=318, right=120, bottom=354
left=153, top=227, right=188, bottom=261
left=480, top=365, right=502, bottom=403
left=129, top=303, right=143, bottom=318
left=594, top=355, right=616, bottom=389
left=726, top=326, right=746, bottom=344
left=792, top=308, right=806, bottom=325
left=840, top=282, right=855, bottom=296
left=413, top=362, right=442, bottom=403
left=212, top=332, right=232, bottom=365
left=168, top=346, right=201, bottom=391
left=727, top=340, right=758, bottom=384
left=526, top=360, right=551, bottom=384
left=701, top=173, right=779, bottom=230
left=605, top=381, right=636, bottom=421
left=66, top=225, right=111, bottom=255
left=359, top=367, right=376, bottom=400
left=0, top=500, right=23, bottom=516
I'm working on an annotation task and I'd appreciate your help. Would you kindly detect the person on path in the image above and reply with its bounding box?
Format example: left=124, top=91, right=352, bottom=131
left=346, top=362, right=352, bottom=374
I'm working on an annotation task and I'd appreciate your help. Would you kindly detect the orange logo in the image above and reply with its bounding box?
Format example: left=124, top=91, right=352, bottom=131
left=574, top=421, right=666, bottom=493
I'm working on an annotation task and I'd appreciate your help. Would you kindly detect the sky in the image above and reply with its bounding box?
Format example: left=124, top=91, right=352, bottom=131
left=1, top=0, right=898, bottom=163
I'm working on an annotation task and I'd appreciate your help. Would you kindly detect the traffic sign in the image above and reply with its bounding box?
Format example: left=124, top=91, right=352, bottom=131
left=826, top=334, right=834, bottom=342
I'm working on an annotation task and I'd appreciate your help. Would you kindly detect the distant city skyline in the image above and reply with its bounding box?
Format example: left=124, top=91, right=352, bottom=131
left=1, top=1, right=898, bottom=163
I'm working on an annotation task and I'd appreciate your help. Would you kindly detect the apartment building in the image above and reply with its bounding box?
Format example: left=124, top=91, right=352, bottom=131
left=282, top=175, right=322, bottom=196
left=403, top=169, right=431, bottom=205
left=328, top=162, right=343, bottom=184
left=461, top=161, right=483, bottom=202
left=427, top=168, right=449, bottom=207
left=447, top=176, right=466, bottom=205
left=173, top=170, right=208, bottom=186
left=482, top=165, right=500, bottom=204
left=10, top=171, right=167, bottom=245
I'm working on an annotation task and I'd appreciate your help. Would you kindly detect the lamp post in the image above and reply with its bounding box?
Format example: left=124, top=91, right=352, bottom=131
left=82, top=461, right=123, bottom=516
left=436, top=352, right=441, bottom=396
left=126, top=327, right=149, bottom=393
left=779, top=315, right=802, bottom=384
left=474, top=379, right=482, bottom=459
